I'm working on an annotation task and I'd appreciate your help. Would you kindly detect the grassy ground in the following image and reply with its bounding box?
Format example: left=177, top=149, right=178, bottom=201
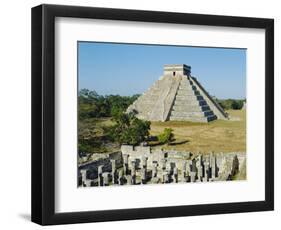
left=79, top=110, right=246, bottom=154
left=150, top=110, right=246, bottom=153
left=78, top=117, right=118, bottom=153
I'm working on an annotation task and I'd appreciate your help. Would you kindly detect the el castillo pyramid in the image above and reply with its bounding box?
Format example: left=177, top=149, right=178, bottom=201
left=127, top=64, right=228, bottom=122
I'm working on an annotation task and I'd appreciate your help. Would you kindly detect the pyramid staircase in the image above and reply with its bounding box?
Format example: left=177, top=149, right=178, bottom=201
left=168, top=77, right=217, bottom=122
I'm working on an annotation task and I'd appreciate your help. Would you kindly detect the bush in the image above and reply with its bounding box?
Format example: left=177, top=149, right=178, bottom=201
left=158, top=128, right=174, bottom=145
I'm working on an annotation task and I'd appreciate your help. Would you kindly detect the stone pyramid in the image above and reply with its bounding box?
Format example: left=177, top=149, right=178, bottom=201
left=127, top=64, right=228, bottom=122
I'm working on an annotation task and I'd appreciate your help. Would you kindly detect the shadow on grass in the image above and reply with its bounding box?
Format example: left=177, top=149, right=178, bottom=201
left=169, top=140, right=189, bottom=146
left=148, top=139, right=189, bottom=147
left=148, top=141, right=164, bottom=147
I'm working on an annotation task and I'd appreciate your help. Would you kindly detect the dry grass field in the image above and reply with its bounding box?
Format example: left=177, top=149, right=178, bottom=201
left=80, top=109, right=246, bottom=154
left=150, top=110, right=246, bottom=153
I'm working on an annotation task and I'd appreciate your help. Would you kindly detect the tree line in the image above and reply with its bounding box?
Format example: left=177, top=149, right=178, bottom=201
left=79, top=89, right=140, bottom=119
left=215, top=98, right=246, bottom=110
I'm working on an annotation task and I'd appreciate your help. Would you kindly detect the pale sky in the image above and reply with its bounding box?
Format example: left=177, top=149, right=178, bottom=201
left=78, top=42, right=246, bottom=99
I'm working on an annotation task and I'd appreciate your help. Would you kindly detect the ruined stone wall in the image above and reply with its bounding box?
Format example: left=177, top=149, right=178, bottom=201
left=79, top=145, right=246, bottom=187
left=78, top=151, right=123, bottom=180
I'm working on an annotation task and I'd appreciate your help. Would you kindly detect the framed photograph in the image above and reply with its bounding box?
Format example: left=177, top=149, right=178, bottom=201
left=31, top=4, right=274, bottom=225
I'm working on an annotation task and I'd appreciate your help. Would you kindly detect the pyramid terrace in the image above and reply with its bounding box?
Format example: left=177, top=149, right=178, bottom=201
left=127, top=64, right=228, bottom=122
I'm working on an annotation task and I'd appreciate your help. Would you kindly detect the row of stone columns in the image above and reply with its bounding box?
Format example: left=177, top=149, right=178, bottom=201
left=80, top=153, right=237, bottom=187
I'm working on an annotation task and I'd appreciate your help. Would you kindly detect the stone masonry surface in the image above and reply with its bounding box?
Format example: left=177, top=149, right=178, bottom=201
left=78, top=145, right=246, bottom=187
left=127, top=64, right=228, bottom=122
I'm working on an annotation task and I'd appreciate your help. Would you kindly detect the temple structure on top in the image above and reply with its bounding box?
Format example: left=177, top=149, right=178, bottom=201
left=126, top=64, right=228, bottom=122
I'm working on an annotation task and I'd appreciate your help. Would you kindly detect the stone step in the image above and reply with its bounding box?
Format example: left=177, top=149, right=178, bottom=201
left=174, top=99, right=207, bottom=106
left=175, top=95, right=204, bottom=101
left=179, top=80, right=194, bottom=84
left=178, top=85, right=196, bottom=91
left=169, top=114, right=217, bottom=122
left=131, top=104, right=155, bottom=112
left=176, top=90, right=200, bottom=96
left=170, top=110, right=214, bottom=118
left=139, top=95, right=160, bottom=101
left=133, top=104, right=155, bottom=110
left=143, top=88, right=161, bottom=93
left=172, top=104, right=210, bottom=112
left=180, top=79, right=193, bottom=84
left=146, top=95, right=162, bottom=99
left=205, top=114, right=217, bottom=122
left=179, top=82, right=192, bottom=87
left=179, top=80, right=192, bottom=84
left=137, top=114, right=152, bottom=120
left=135, top=100, right=157, bottom=106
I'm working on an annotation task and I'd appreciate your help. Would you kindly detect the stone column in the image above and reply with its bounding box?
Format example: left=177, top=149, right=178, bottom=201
left=118, top=169, right=124, bottom=185
left=181, top=161, right=187, bottom=182
left=102, top=172, right=109, bottom=186
left=190, top=158, right=197, bottom=172
left=123, top=154, right=129, bottom=175
left=160, top=158, right=166, bottom=171
left=152, top=162, right=158, bottom=178
left=190, top=171, right=196, bottom=182
left=211, top=153, right=217, bottom=178
left=182, top=160, right=191, bottom=182
left=80, top=169, right=87, bottom=186
left=203, top=161, right=210, bottom=182
left=197, top=155, right=203, bottom=181
left=142, top=156, right=147, bottom=169
left=186, top=160, right=191, bottom=174
left=131, top=160, right=136, bottom=185
left=162, top=171, right=169, bottom=183
left=197, top=153, right=203, bottom=165
left=126, top=175, right=132, bottom=185
left=219, top=155, right=227, bottom=176
left=169, top=162, right=175, bottom=175
left=110, top=159, right=117, bottom=184
left=172, top=166, right=178, bottom=183
left=231, top=155, right=239, bottom=176
left=141, top=168, right=147, bottom=184
left=98, top=165, right=103, bottom=186
left=197, top=166, right=203, bottom=181
left=84, top=179, right=92, bottom=187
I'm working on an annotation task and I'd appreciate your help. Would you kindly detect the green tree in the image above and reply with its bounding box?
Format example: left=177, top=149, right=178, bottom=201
left=158, top=128, right=174, bottom=145
left=109, top=112, right=151, bottom=146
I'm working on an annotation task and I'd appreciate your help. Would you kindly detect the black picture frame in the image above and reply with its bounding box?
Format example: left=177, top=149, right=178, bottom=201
left=31, top=4, right=274, bottom=225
